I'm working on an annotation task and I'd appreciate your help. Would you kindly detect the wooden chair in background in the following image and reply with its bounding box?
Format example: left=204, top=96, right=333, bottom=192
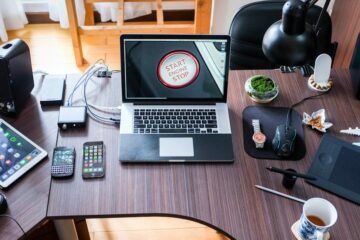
left=66, top=0, right=213, bottom=66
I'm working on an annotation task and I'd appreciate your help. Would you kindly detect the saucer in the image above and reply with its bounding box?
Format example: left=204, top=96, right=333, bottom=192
left=291, top=220, right=330, bottom=240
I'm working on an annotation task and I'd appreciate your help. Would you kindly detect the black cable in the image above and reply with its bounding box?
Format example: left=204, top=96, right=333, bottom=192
left=0, top=214, right=27, bottom=239
left=285, top=90, right=330, bottom=128
left=314, top=0, right=331, bottom=34
left=306, top=0, right=318, bottom=8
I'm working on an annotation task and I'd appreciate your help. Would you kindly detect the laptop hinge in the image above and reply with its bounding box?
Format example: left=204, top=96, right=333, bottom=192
left=133, top=102, right=217, bottom=106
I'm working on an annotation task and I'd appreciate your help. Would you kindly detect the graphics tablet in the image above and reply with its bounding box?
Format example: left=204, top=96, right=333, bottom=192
left=0, top=119, right=47, bottom=188
left=306, top=134, right=360, bottom=205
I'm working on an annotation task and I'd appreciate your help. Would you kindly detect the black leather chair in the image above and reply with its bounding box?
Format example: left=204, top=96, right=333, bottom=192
left=229, top=0, right=337, bottom=70
left=350, top=34, right=360, bottom=69
left=350, top=33, right=360, bottom=99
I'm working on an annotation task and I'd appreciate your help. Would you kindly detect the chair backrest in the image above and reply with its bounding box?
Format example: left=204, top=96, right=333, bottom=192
left=229, top=0, right=334, bottom=70
left=350, top=33, right=360, bottom=69
left=350, top=33, right=360, bottom=99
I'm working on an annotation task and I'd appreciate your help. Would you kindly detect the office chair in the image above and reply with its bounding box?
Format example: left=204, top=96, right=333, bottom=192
left=350, top=33, right=360, bottom=69
left=350, top=33, right=360, bottom=99
left=229, top=0, right=337, bottom=70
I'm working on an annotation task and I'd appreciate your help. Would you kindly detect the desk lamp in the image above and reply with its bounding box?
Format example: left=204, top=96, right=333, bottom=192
left=262, top=0, right=331, bottom=66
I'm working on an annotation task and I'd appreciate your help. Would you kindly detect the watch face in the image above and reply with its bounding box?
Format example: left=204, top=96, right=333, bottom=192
left=252, top=132, right=266, bottom=143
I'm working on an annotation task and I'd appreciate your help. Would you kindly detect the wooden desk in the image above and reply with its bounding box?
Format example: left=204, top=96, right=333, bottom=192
left=47, top=69, right=360, bottom=239
left=0, top=75, right=59, bottom=240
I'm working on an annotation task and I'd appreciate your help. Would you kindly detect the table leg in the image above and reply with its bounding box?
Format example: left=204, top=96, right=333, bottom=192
left=54, top=219, right=79, bottom=240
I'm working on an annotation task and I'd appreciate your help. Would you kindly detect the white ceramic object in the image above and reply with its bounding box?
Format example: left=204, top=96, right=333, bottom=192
left=308, top=54, right=333, bottom=92
left=314, top=54, right=332, bottom=84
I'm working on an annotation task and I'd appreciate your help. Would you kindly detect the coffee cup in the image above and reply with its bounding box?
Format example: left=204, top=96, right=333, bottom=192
left=298, top=198, right=337, bottom=240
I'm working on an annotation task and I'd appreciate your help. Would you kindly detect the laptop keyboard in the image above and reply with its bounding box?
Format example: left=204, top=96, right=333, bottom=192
left=133, top=109, right=218, bottom=134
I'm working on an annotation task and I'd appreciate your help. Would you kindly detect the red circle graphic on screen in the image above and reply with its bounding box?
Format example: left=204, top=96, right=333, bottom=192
left=157, top=51, right=200, bottom=88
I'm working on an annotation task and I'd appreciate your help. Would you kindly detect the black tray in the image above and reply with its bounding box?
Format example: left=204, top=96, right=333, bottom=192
left=242, top=106, right=306, bottom=160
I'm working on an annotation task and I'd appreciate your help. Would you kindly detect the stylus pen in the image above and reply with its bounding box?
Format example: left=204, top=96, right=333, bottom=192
left=266, top=167, right=317, bottom=181
left=255, top=185, right=306, bottom=204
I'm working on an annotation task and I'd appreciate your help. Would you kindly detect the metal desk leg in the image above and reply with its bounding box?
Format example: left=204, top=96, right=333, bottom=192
left=54, top=219, right=79, bottom=240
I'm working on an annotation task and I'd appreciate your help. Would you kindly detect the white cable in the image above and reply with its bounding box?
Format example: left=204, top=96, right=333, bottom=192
left=87, top=103, right=121, bottom=114
left=33, top=70, right=49, bottom=75
left=83, top=64, right=121, bottom=124
left=64, top=59, right=121, bottom=125
left=67, top=62, right=108, bottom=106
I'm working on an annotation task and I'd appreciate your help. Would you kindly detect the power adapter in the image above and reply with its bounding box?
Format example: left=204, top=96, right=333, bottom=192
left=97, top=70, right=112, bottom=78
left=58, top=106, right=87, bottom=130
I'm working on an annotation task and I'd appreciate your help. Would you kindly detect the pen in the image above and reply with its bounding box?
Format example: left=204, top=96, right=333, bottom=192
left=266, top=167, right=317, bottom=181
left=255, top=185, right=306, bottom=204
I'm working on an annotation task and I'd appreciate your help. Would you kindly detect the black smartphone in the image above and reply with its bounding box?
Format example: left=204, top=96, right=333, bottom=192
left=82, top=141, right=105, bottom=179
left=51, top=146, right=75, bottom=178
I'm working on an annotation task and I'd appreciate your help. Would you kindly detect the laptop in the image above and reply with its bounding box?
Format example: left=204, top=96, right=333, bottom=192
left=119, top=34, right=234, bottom=163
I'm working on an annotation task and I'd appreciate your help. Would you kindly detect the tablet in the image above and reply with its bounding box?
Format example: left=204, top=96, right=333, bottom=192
left=306, top=134, right=360, bottom=205
left=0, top=119, right=47, bottom=188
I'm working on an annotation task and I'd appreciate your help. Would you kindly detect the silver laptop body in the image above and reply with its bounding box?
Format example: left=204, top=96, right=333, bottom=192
left=119, top=34, right=234, bottom=163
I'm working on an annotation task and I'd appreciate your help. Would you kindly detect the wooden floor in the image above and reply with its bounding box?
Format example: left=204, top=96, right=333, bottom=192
left=3, top=24, right=228, bottom=240
left=4, top=24, right=121, bottom=73
left=87, top=217, right=227, bottom=240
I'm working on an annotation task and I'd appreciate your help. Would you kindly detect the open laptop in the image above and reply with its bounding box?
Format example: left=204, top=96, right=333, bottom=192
left=119, top=34, right=234, bottom=163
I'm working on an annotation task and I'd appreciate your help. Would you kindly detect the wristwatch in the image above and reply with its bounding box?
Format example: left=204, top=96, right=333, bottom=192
left=252, top=119, right=266, bottom=148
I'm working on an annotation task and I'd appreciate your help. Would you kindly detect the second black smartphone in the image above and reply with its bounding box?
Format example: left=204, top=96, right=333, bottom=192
left=82, top=141, right=105, bottom=179
left=51, top=146, right=75, bottom=178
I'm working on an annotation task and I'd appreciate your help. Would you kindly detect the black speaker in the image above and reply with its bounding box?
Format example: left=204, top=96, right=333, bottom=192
left=350, top=34, right=360, bottom=99
left=0, top=38, right=34, bottom=116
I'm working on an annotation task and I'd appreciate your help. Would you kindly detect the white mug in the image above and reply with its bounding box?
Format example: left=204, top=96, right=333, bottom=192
left=298, top=198, right=338, bottom=240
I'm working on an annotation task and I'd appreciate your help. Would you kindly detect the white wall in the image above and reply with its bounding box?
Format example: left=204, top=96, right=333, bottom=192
left=211, top=0, right=336, bottom=34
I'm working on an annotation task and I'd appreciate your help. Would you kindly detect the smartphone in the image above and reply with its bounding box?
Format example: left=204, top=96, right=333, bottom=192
left=82, top=141, right=105, bottom=179
left=51, top=146, right=75, bottom=178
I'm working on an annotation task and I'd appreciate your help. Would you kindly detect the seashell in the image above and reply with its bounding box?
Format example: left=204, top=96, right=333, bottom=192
left=302, top=109, right=333, bottom=132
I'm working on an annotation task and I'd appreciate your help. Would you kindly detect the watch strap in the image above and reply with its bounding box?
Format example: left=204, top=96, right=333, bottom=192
left=252, top=119, right=261, bottom=133
left=252, top=119, right=265, bottom=148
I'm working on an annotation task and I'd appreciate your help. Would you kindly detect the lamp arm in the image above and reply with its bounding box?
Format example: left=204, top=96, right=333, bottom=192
left=305, top=0, right=318, bottom=8
left=302, top=0, right=331, bottom=34
left=314, top=0, right=331, bottom=33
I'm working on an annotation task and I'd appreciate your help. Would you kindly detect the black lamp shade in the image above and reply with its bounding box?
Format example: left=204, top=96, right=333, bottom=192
left=262, top=0, right=317, bottom=66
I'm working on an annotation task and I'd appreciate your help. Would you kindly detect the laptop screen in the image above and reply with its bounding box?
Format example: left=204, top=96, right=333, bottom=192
left=121, top=35, right=230, bottom=103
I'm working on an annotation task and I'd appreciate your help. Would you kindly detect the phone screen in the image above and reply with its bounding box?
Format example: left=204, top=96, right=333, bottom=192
left=82, top=141, right=104, bottom=178
left=53, top=147, right=75, bottom=166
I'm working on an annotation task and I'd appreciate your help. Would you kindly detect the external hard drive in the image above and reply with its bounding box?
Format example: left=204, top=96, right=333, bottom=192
left=40, top=75, right=66, bottom=106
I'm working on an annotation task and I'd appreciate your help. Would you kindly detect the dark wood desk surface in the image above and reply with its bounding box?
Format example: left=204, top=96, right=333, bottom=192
left=0, top=75, right=59, bottom=240
left=47, top=70, right=360, bottom=239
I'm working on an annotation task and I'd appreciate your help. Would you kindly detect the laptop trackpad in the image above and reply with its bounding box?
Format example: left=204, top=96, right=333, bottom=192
left=159, top=137, right=194, bottom=157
